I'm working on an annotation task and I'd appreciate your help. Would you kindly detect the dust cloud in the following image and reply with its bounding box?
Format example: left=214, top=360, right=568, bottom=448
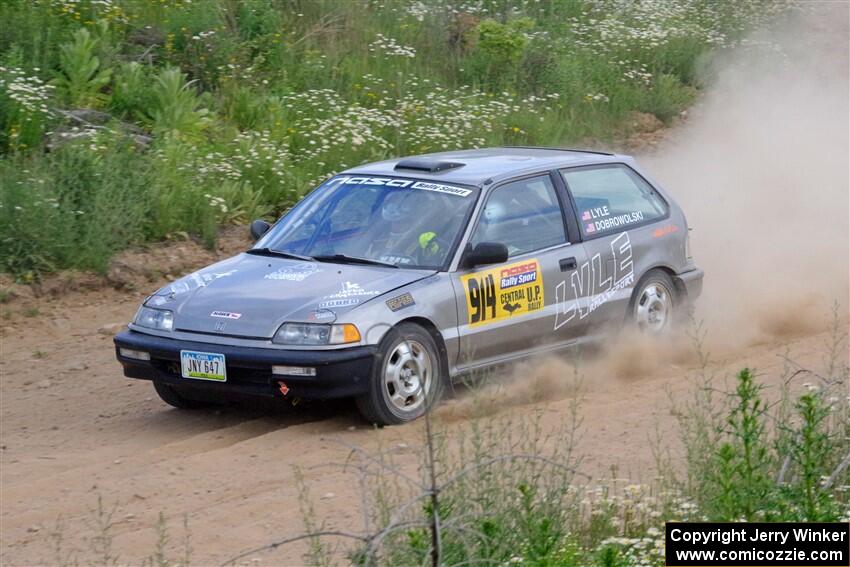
left=644, top=2, right=850, bottom=348
left=441, top=3, right=850, bottom=414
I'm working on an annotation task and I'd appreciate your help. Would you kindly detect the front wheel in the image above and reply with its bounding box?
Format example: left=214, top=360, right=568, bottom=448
left=355, top=323, right=443, bottom=426
left=629, top=269, right=676, bottom=335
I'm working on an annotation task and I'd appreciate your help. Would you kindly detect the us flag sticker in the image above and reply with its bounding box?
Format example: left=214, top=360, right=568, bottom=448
left=585, top=222, right=596, bottom=233
left=581, top=210, right=592, bottom=221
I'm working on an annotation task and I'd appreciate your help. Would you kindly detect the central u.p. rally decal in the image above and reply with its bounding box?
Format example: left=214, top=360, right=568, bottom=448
left=461, top=259, right=544, bottom=327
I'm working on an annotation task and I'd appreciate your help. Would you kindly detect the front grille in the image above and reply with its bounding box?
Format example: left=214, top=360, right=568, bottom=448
left=174, top=328, right=271, bottom=341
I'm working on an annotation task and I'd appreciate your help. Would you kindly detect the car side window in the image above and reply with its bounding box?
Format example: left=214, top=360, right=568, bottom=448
left=561, top=165, right=667, bottom=237
left=469, top=175, right=566, bottom=257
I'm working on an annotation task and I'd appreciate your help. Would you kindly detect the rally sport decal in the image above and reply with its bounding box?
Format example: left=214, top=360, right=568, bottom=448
left=461, top=259, right=543, bottom=327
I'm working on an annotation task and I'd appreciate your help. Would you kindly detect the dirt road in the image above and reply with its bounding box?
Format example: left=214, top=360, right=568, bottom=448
left=1, top=4, right=847, bottom=566
left=1, top=283, right=842, bottom=566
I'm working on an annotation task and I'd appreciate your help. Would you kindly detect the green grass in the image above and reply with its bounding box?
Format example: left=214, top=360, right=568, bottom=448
left=0, top=0, right=793, bottom=278
left=301, top=315, right=848, bottom=567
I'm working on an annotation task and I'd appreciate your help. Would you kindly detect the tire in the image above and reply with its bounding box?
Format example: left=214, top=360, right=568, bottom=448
left=628, top=269, right=677, bottom=335
left=152, top=381, right=211, bottom=409
left=355, top=323, right=444, bottom=426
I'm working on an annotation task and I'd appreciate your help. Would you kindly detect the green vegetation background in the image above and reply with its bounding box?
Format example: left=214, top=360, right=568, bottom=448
left=0, top=0, right=787, bottom=279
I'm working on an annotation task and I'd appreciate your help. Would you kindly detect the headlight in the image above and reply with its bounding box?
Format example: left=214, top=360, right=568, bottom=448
left=273, top=323, right=361, bottom=346
left=134, top=306, right=174, bottom=331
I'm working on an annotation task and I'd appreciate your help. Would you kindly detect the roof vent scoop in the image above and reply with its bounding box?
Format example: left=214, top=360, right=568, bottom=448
left=394, top=158, right=465, bottom=173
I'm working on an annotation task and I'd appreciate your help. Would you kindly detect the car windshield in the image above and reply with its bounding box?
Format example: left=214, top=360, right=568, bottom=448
left=255, top=175, right=480, bottom=269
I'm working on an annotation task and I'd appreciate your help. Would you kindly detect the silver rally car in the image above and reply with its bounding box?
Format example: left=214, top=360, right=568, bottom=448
left=115, top=147, right=703, bottom=425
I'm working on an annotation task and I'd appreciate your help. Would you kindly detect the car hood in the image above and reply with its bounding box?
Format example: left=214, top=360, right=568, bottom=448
left=145, top=253, right=435, bottom=339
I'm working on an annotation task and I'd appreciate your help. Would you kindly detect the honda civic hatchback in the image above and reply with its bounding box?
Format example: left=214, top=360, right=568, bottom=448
left=114, top=147, right=703, bottom=425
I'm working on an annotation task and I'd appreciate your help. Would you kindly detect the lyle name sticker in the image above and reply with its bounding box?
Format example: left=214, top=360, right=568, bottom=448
left=461, top=259, right=544, bottom=327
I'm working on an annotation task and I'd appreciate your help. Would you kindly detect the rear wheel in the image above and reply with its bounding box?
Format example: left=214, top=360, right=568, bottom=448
left=355, top=323, right=443, bottom=426
left=152, top=381, right=211, bottom=409
left=629, top=269, right=676, bottom=335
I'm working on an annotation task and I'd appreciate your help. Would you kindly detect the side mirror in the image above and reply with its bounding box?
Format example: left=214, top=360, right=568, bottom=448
left=250, top=219, right=271, bottom=241
left=464, top=242, right=509, bottom=268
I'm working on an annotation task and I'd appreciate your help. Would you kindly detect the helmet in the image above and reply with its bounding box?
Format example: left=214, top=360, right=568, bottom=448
left=482, top=200, right=507, bottom=224
left=381, top=191, right=417, bottom=223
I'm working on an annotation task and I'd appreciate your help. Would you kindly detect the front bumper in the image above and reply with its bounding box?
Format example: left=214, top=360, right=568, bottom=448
left=673, top=267, right=704, bottom=303
left=114, top=330, right=376, bottom=400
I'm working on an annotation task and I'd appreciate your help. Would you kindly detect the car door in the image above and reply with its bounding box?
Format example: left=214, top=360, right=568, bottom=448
left=559, top=164, right=670, bottom=330
left=453, top=173, right=590, bottom=370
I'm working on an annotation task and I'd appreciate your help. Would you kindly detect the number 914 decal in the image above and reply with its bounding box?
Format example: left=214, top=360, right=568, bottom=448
left=461, top=259, right=544, bottom=327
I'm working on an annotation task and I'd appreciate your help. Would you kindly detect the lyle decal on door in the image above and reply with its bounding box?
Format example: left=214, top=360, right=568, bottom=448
left=461, top=259, right=544, bottom=327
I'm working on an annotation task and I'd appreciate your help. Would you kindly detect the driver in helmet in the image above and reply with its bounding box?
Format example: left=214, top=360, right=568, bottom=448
left=365, top=191, right=442, bottom=264
left=471, top=196, right=511, bottom=253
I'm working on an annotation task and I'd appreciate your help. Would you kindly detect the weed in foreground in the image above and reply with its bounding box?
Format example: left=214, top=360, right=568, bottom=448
left=675, top=307, right=849, bottom=523
left=48, top=495, right=194, bottom=567
left=231, top=311, right=848, bottom=566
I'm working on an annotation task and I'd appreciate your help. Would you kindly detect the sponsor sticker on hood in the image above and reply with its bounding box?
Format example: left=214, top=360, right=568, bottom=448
left=264, top=263, right=320, bottom=282
left=319, top=298, right=359, bottom=309
left=210, top=310, right=242, bottom=319
left=307, top=309, right=337, bottom=321
left=324, top=281, right=381, bottom=300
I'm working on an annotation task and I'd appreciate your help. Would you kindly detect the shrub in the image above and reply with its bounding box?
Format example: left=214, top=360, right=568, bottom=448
left=707, top=368, right=776, bottom=520
left=53, top=26, right=112, bottom=108
left=465, top=18, right=532, bottom=89
left=110, top=61, right=152, bottom=119
left=146, top=67, right=210, bottom=140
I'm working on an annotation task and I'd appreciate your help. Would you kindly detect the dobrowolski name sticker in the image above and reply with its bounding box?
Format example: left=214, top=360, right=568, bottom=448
left=461, top=259, right=544, bottom=327
left=584, top=211, right=644, bottom=234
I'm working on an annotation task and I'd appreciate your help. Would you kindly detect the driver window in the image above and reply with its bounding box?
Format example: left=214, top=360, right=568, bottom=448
left=469, top=175, right=566, bottom=257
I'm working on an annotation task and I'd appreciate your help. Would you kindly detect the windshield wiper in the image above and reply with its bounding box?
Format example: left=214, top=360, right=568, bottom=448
left=313, top=254, right=398, bottom=268
left=246, top=247, right=314, bottom=261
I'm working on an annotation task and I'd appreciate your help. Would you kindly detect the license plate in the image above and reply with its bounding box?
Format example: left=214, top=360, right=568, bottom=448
left=180, top=350, right=226, bottom=382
